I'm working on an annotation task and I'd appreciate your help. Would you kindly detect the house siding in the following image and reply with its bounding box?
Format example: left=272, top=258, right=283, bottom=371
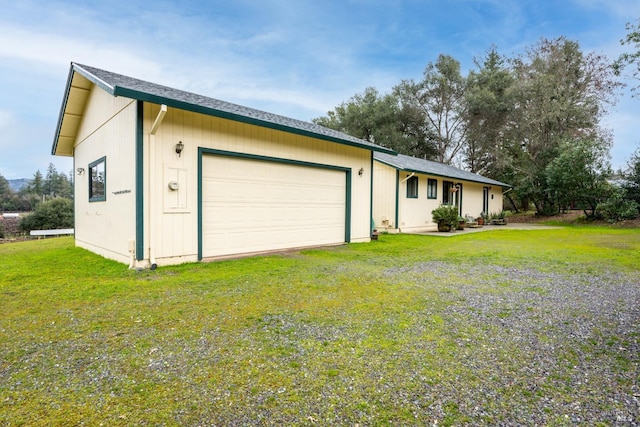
left=373, top=160, right=506, bottom=233
left=73, top=88, right=137, bottom=264
left=397, top=172, right=442, bottom=233
left=372, top=160, right=398, bottom=230
left=142, top=103, right=372, bottom=266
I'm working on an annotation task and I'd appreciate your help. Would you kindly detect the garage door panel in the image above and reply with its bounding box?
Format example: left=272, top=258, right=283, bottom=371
left=202, top=156, right=346, bottom=258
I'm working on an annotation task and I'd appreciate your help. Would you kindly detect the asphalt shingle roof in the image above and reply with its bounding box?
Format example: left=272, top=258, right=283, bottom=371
left=62, top=63, right=393, bottom=154
left=374, top=151, right=511, bottom=187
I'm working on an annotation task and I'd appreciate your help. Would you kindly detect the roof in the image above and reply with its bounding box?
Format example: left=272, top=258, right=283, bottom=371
left=374, top=152, right=511, bottom=188
left=52, top=63, right=395, bottom=156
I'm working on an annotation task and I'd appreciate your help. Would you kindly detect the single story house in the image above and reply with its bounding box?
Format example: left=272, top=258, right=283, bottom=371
left=52, top=63, right=394, bottom=268
left=373, top=152, right=511, bottom=233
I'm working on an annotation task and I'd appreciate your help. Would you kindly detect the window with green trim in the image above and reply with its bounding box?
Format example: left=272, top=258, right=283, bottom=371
left=406, top=175, right=418, bottom=198
left=443, top=180, right=454, bottom=205
left=427, top=178, right=437, bottom=199
left=89, top=157, right=106, bottom=202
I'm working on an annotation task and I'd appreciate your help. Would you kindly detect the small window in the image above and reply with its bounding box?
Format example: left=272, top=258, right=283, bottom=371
left=406, top=175, right=418, bottom=198
left=443, top=180, right=454, bottom=205
left=427, top=179, right=437, bottom=199
left=89, top=157, right=106, bottom=202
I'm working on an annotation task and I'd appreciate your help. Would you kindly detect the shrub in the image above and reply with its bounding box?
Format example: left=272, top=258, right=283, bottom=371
left=431, top=204, right=459, bottom=229
left=19, top=198, right=74, bottom=232
left=595, top=190, right=639, bottom=223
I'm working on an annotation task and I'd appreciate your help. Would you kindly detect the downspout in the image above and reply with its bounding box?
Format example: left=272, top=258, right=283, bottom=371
left=148, top=104, right=167, bottom=270
left=400, top=172, right=415, bottom=183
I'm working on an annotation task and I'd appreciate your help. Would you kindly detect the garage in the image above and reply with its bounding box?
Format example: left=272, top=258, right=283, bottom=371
left=200, top=151, right=349, bottom=259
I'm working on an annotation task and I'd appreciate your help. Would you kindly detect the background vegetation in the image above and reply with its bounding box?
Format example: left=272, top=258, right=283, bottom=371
left=1, top=229, right=638, bottom=425
left=0, top=163, right=74, bottom=234
left=315, top=32, right=640, bottom=221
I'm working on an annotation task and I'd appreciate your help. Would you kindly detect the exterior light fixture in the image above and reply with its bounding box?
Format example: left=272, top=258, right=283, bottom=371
left=358, top=167, right=364, bottom=176
left=175, top=141, right=184, bottom=157
left=77, top=167, right=85, bottom=175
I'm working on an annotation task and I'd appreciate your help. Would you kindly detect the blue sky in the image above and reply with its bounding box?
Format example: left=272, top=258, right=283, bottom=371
left=1, top=0, right=639, bottom=180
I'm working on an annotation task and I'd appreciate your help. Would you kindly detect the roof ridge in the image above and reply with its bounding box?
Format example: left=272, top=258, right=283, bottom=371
left=65, top=63, right=395, bottom=155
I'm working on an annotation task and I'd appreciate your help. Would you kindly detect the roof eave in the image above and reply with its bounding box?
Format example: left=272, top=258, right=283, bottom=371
left=373, top=157, right=511, bottom=188
left=113, top=86, right=395, bottom=154
left=51, top=66, right=75, bottom=156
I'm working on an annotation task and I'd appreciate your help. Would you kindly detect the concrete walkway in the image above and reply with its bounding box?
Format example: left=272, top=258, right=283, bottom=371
left=414, top=222, right=562, bottom=236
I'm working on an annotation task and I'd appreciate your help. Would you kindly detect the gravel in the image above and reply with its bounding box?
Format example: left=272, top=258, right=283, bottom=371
left=380, top=262, right=640, bottom=426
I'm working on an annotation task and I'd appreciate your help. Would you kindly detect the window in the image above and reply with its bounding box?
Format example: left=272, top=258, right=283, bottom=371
left=89, top=157, right=106, bottom=202
left=442, top=180, right=454, bottom=205
left=427, top=179, right=437, bottom=199
left=406, top=175, right=418, bottom=198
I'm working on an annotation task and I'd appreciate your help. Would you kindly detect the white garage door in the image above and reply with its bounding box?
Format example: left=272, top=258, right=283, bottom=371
left=201, top=155, right=347, bottom=258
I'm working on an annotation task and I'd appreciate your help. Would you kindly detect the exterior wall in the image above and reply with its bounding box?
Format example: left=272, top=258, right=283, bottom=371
left=397, top=172, right=441, bottom=232
left=372, top=161, right=397, bottom=231
left=373, top=160, right=505, bottom=233
left=459, top=181, right=504, bottom=219
left=142, top=103, right=373, bottom=266
left=487, top=186, right=505, bottom=216
left=73, top=87, right=137, bottom=264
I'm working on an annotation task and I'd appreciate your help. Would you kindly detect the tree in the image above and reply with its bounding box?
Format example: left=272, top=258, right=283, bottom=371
left=313, top=87, right=438, bottom=158
left=19, top=198, right=74, bottom=232
left=623, top=146, right=640, bottom=205
left=545, top=138, right=612, bottom=217
left=505, top=37, right=621, bottom=214
left=314, top=87, right=400, bottom=148
left=394, top=54, right=468, bottom=164
left=0, top=173, right=17, bottom=211
left=464, top=46, right=515, bottom=174
left=614, top=19, right=640, bottom=94
left=28, top=170, right=44, bottom=195
left=19, top=170, right=45, bottom=211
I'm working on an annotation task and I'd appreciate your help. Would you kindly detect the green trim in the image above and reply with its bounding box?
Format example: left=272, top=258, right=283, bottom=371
left=406, top=175, right=418, bottom=198
left=198, top=148, right=351, bottom=172
left=369, top=151, right=374, bottom=232
left=443, top=180, right=454, bottom=205
left=197, top=148, right=352, bottom=260
left=427, top=178, right=438, bottom=199
left=135, top=101, right=144, bottom=261
left=345, top=170, right=352, bottom=243
left=395, top=170, right=399, bottom=229
left=483, top=186, right=490, bottom=214
left=113, top=86, right=394, bottom=155
left=88, top=156, right=107, bottom=202
left=197, top=148, right=204, bottom=260
left=373, top=158, right=511, bottom=188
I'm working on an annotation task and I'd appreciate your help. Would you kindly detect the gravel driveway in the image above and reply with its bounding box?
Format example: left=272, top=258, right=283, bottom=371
left=381, top=261, right=640, bottom=425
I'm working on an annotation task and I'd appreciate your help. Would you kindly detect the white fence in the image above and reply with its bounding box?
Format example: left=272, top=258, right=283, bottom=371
left=29, top=229, right=75, bottom=237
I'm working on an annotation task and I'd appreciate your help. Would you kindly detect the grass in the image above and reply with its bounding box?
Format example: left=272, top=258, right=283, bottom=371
left=1, top=227, right=639, bottom=426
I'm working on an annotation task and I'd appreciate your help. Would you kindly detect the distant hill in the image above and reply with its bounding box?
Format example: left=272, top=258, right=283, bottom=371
left=8, top=178, right=30, bottom=192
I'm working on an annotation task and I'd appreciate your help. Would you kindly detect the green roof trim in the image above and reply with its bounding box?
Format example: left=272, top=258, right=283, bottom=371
left=374, top=152, right=511, bottom=188
left=52, top=62, right=395, bottom=156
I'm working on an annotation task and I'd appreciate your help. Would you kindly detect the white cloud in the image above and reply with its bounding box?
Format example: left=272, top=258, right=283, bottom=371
left=0, top=109, right=15, bottom=129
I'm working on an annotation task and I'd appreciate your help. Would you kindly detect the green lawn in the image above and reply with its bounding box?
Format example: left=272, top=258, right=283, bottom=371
left=1, top=227, right=639, bottom=426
